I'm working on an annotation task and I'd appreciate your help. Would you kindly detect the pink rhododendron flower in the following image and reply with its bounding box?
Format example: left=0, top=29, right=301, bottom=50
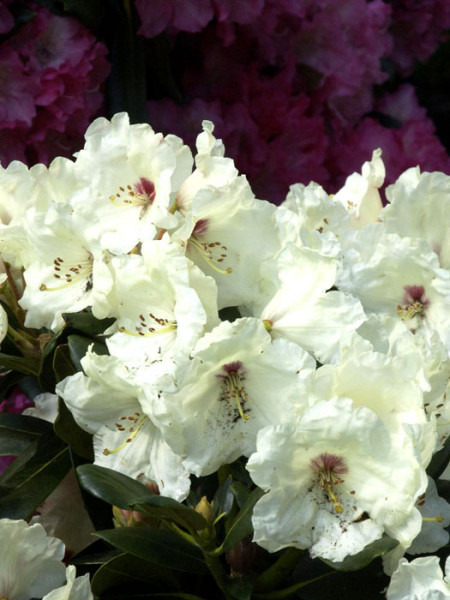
left=389, top=0, right=450, bottom=76
left=328, top=85, right=450, bottom=192
left=0, top=5, right=109, bottom=166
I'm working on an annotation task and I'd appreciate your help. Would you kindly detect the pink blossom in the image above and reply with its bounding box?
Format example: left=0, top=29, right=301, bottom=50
left=327, top=85, right=450, bottom=192
left=389, top=0, right=450, bottom=76
left=134, top=0, right=214, bottom=37
left=0, top=5, right=109, bottom=166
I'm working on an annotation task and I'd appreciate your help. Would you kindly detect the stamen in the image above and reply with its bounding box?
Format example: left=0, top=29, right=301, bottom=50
left=103, top=413, right=146, bottom=456
left=397, top=285, right=429, bottom=322
left=189, top=236, right=232, bottom=275
left=118, top=311, right=177, bottom=337
left=422, top=515, right=444, bottom=523
left=109, top=177, right=156, bottom=214
left=40, top=254, right=93, bottom=292
left=217, top=361, right=250, bottom=422
left=310, top=452, right=348, bottom=514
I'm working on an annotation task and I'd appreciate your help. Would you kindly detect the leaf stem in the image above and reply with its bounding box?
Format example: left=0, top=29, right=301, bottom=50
left=254, top=548, right=304, bottom=592
left=204, top=553, right=233, bottom=600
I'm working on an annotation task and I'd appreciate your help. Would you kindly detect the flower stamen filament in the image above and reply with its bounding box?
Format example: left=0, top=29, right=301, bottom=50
left=189, top=236, right=232, bottom=275
left=103, top=413, right=146, bottom=456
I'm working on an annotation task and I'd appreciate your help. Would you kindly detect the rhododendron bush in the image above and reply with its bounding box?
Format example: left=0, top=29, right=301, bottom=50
left=0, top=111, right=450, bottom=599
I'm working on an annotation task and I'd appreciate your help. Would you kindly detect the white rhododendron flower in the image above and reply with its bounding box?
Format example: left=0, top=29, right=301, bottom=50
left=150, top=317, right=315, bottom=476
left=383, top=167, right=450, bottom=269
left=333, top=148, right=384, bottom=229
left=57, top=349, right=190, bottom=501
left=172, top=122, right=280, bottom=309
left=248, top=398, right=426, bottom=561
left=337, top=226, right=450, bottom=354
left=18, top=202, right=113, bottom=331
left=0, top=518, right=66, bottom=600
left=71, top=112, right=193, bottom=254
left=258, top=244, right=366, bottom=363
left=42, top=566, right=93, bottom=600
left=104, top=235, right=218, bottom=366
left=386, top=556, right=450, bottom=600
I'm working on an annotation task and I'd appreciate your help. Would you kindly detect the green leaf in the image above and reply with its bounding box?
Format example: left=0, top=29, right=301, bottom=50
left=213, top=474, right=234, bottom=519
left=96, top=528, right=207, bottom=574
left=320, top=535, right=398, bottom=572
left=218, top=488, right=265, bottom=555
left=62, top=312, right=115, bottom=337
left=227, top=574, right=255, bottom=600
left=53, top=344, right=77, bottom=382
left=77, top=465, right=207, bottom=531
left=77, top=464, right=158, bottom=507
left=131, top=497, right=207, bottom=532
left=0, top=431, right=71, bottom=519
left=68, top=334, right=108, bottom=371
left=38, top=328, right=65, bottom=392
left=54, top=398, right=94, bottom=460
left=0, top=413, right=53, bottom=454
left=230, top=482, right=251, bottom=509
left=427, top=434, right=450, bottom=479
left=91, top=552, right=179, bottom=596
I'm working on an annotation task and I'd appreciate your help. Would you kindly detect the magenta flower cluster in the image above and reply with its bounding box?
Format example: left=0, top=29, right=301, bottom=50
left=140, top=0, right=450, bottom=202
left=0, top=2, right=109, bottom=166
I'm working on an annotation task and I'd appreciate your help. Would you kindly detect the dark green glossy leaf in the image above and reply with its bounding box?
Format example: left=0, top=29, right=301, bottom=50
left=91, top=552, right=178, bottom=595
left=62, top=312, right=115, bottom=337
left=67, top=334, right=108, bottom=372
left=96, top=528, right=207, bottom=574
left=219, top=488, right=265, bottom=554
left=131, top=497, right=207, bottom=531
left=38, top=329, right=65, bottom=392
left=77, top=464, right=207, bottom=530
left=53, top=344, right=76, bottom=382
left=230, top=481, right=251, bottom=509
left=77, top=464, right=157, bottom=508
left=427, top=434, right=450, bottom=479
left=0, top=370, right=24, bottom=400
left=0, top=431, right=71, bottom=519
left=320, top=535, right=398, bottom=572
left=213, top=474, right=234, bottom=518
left=54, top=398, right=94, bottom=460
left=0, top=413, right=53, bottom=455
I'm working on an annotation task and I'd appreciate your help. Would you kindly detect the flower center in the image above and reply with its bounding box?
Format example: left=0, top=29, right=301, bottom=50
left=216, top=361, right=250, bottom=422
left=310, top=452, right=348, bottom=513
left=109, top=177, right=156, bottom=215
left=39, top=252, right=93, bottom=292
left=118, top=312, right=177, bottom=338
left=103, top=412, right=147, bottom=456
left=397, top=285, right=429, bottom=322
left=188, top=220, right=232, bottom=275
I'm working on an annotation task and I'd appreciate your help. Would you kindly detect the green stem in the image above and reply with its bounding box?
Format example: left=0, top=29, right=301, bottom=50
left=204, top=553, right=233, bottom=600
left=7, top=325, right=39, bottom=357
left=254, top=548, right=304, bottom=592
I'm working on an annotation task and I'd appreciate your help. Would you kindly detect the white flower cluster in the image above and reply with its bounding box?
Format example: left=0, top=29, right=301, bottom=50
left=1, top=113, right=450, bottom=596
